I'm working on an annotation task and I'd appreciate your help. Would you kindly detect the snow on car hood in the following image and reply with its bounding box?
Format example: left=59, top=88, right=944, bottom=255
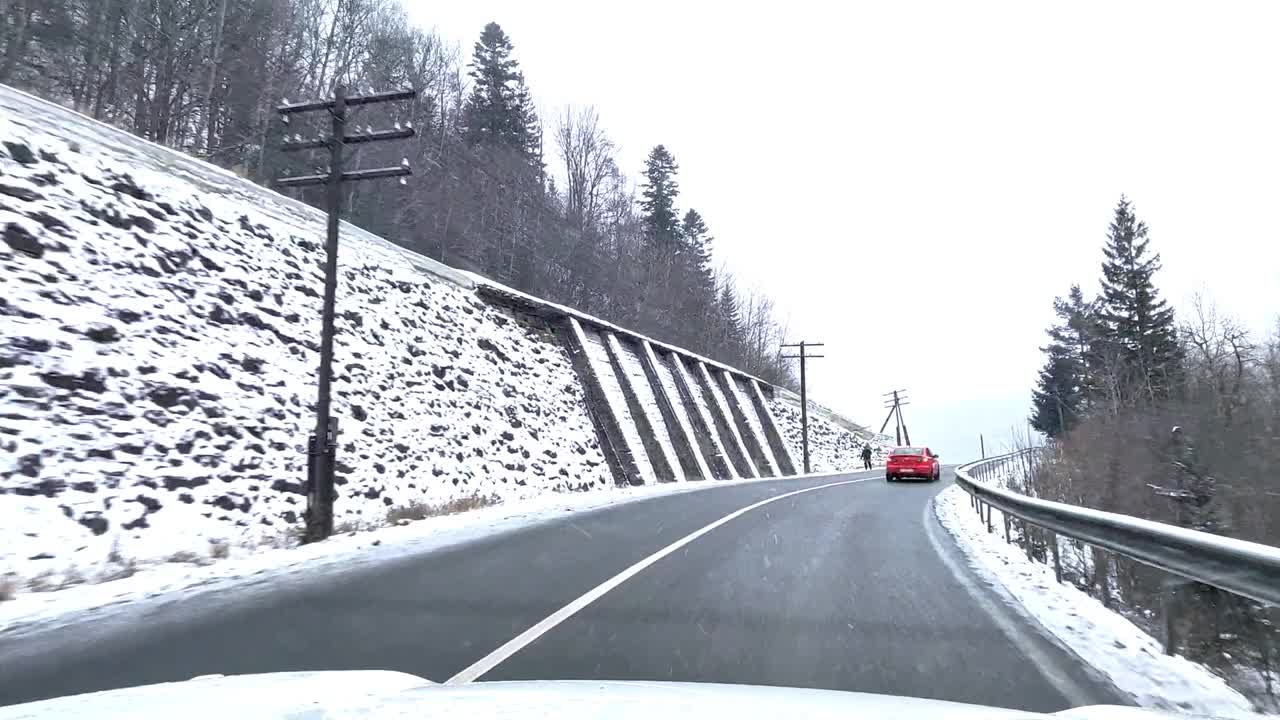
left=0, top=670, right=1180, bottom=720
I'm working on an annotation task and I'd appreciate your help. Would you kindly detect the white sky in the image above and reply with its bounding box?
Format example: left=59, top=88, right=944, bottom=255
left=409, top=0, right=1280, bottom=459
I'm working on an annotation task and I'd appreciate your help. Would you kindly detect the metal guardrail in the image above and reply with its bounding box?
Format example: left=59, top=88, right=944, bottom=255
left=955, top=451, right=1280, bottom=607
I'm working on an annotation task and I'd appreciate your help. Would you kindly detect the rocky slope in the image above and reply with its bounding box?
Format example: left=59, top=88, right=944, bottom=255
left=0, top=87, right=609, bottom=586
left=0, top=86, right=880, bottom=594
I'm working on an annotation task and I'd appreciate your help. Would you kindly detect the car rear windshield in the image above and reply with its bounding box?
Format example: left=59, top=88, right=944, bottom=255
left=891, top=447, right=924, bottom=456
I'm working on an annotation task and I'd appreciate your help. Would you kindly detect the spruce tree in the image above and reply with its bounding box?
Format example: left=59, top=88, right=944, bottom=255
left=1097, top=196, right=1182, bottom=401
left=1050, top=285, right=1104, bottom=405
left=716, top=281, right=745, bottom=358
left=681, top=209, right=715, bottom=290
left=639, top=145, right=681, bottom=249
left=1031, top=285, right=1099, bottom=437
left=461, top=22, right=538, bottom=156
left=1031, top=350, right=1083, bottom=438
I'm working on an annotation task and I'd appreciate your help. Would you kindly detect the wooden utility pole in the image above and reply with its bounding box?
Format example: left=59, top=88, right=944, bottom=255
left=880, top=390, right=910, bottom=446
left=781, top=341, right=824, bottom=473
left=276, top=85, right=417, bottom=543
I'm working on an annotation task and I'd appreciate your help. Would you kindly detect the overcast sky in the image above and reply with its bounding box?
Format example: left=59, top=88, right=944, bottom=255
left=409, top=0, right=1280, bottom=458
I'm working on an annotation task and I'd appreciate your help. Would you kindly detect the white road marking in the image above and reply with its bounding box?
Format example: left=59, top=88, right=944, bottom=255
left=922, top=483, right=1100, bottom=707
left=446, top=476, right=869, bottom=684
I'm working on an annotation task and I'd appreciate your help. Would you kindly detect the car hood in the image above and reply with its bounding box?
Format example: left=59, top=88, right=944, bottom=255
left=0, top=670, right=1180, bottom=720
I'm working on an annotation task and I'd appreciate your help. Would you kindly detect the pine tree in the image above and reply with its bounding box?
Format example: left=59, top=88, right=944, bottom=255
left=639, top=145, right=681, bottom=249
left=716, top=280, right=746, bottom=358
left=675, top=209, right=717, bottom=350
left=1031, top=285, right=1099, bottom=437
left=460, top=22, right=538, bottom=157
left=1050, top=285, right=1104, bottom=405
left=681, top=209, right=715, bottom=290
left=1097, top=196, right=1182, bottom=402
left=1031, top=350, right=1084, bottom=438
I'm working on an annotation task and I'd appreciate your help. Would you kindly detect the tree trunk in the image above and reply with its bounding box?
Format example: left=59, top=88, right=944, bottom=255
left=202, top=0, right=230, bottom=156
left=0, top=0, right=33, bottom=83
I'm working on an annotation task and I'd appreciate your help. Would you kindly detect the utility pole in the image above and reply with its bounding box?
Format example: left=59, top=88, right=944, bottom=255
left=276, top=85, right=417, bottom=543
left=880, top=390, right=910, bottom=446
left=781, top=341, right=824, bottom=473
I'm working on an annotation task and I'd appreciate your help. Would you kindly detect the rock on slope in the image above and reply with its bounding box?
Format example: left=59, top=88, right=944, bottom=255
left=0, top=87, right=610, bottom=584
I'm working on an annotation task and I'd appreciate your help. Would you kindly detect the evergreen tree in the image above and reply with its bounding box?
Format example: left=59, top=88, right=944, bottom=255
left=675, top=209, right=717, bottom=350
left=681, top=209, right=712, bottom=264
left=460, top=22, right=538, bottom=156
left=1097, top=196, right=1182, bottom=401
left=681, top=209, right=715, bottom=291
left=716, top=280, right=746, bottom=358
left=639, top=145, right=681, bottom=249
left=1031, top=349, right=1084, bottom=438
left=1032, top=285, right=1104, bottom=437
left=1050, top=285, right=1104, bottom=404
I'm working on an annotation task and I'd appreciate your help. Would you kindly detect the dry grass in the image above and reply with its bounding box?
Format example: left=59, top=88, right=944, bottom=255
left=0, top=576, right=15, bottom=602
left=167, top=550, right=202, bottom=564
left=208, top=540, right=231, bottom=560
left=333, top=520, right=366, bottom=536
left=60, top=566, right=86, bottom=588
left=97, top=560, right=137, bottom=583
left=385, top=493, right=500, bottom=526
left=27, top=571, right=57, bottom=593
left=107, top=538, right=124, bottom=565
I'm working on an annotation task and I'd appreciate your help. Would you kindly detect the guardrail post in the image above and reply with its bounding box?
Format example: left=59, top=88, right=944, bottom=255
left=985, top=503, right=993, bottom=533
left=1050, top=531, right=1062, bottom=583
left=1024, top=522, right=1034, bottom=560
left=1162, top=582, right=1178, bottom=656
left=1003, top=514, right=1011, bottom=544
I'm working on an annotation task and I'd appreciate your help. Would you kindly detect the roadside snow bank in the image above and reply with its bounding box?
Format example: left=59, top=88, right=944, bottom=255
left=0, top=468, right=850, bottom=641
left=934, top=484, right=1268, bottom=718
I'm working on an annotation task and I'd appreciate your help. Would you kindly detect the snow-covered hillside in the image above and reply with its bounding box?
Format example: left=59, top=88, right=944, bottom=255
left=769, top=399, right=890, bottom=472
left=0, top=85, right=881, bottom=601
left=0, top=87, right=610, bottom=587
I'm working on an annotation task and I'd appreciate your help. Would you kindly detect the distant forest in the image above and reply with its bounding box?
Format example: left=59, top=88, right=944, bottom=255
left=1, top=0, right=797, bottom=386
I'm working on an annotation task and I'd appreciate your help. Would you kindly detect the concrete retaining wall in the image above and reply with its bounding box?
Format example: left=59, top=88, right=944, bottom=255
left=477, top=285, right=799, bottom=485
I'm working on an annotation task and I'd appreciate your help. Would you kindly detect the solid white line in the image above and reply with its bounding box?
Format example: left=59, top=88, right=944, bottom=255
left=445, top=477, right=870, bottom=684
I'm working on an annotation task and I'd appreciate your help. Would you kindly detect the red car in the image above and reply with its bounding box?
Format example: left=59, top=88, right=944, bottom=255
left=885, top=446, right=940, bottom=482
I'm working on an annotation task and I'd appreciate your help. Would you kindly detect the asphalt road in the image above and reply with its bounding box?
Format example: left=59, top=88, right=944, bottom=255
left=0, top=469, right=1124, bottom=711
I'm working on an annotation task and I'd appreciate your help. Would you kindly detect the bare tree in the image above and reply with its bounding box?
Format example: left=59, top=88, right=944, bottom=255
left=555, top=105, right=615, bottom=233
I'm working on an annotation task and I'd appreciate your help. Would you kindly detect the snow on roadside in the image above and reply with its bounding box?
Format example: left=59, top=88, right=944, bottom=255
left=933, top=484, right=1269, bottom=718
left=0, top=467, right=849, bottom=642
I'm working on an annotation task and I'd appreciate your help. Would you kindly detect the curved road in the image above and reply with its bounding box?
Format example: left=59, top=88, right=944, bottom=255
left=0, top=470, right=1124, bottom=711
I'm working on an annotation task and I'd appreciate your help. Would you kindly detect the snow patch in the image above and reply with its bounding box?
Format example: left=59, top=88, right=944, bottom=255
left=608, top=335, right=681, bottom=481
left=934, top=484, right=1269, bottom=719
left=725, top=373, right=780, bottom=476
left=647, top=345, right=713, bottom=482
left=672, top=355, right=738, bottom=480
left=575, top=323, right=656, bottom=485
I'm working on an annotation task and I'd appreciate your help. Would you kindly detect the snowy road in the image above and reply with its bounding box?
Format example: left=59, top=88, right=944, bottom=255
left=0, top=470, right=1124, bottom=711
